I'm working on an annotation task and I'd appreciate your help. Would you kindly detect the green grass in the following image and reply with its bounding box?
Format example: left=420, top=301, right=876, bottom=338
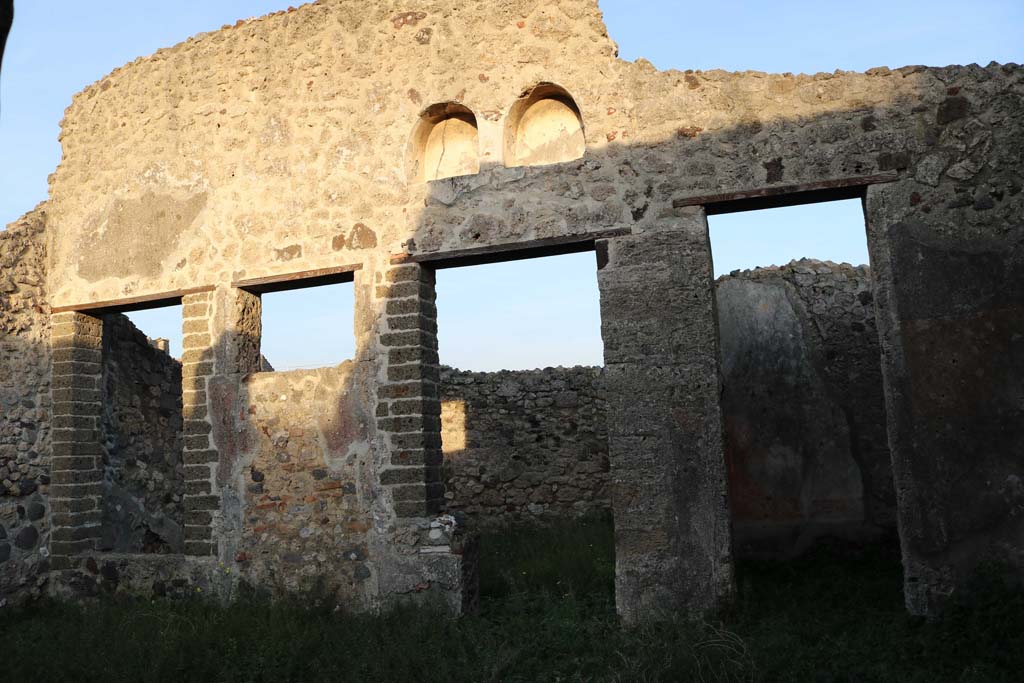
left=2, top=518, right=1021, bottom=682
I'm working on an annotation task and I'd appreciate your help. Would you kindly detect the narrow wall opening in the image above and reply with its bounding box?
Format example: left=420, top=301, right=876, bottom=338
left=433, top=250, right=607, bottom=521
left=102, top=304, right=185, bottom=554
left=706, top=197, right=896, bottom=560
left=433, top=247, right=613, bottom=598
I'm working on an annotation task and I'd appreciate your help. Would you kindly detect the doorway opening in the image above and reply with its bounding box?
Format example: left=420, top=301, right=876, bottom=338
left=707, top=198, right=895, bottom=559
left=432, top=248, right=610, bottom=544
left=102, top=303, right=185, bottom=554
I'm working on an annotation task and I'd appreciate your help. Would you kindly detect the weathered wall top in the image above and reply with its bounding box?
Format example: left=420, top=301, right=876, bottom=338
left=46, top=0, right=1021, bottom=307
left=48, top=0, right=618, bottom=304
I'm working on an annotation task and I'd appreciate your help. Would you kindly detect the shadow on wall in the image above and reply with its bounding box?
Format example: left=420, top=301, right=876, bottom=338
left=1, top=208, right=51, bottom=606
left=439, top=366, right=610, bottom=528
left=1, top=299, right=189, bottom=603
left=11, top=62, right=1024, bottom=616
left=0, top=330, right=51, bottom=606
left=399, top=73, right=1023, bottom=617
left=716, top=260, right=895, bottom=559
left=98, top=313, right=185, bottom=555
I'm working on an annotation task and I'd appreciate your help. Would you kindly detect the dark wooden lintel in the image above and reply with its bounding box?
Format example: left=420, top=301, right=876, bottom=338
left=232, top=263, right=363, bottom=294
left=50, top=285, right=216, bottom=315
left=674, top=172, right=899, bottom=215
left=390, top=228, right=633, bottom=269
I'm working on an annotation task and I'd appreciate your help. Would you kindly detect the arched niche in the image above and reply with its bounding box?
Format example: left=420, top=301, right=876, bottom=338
left=406, top=103, right=480, bottom=182
left=504, top=83, right=585, bottom=168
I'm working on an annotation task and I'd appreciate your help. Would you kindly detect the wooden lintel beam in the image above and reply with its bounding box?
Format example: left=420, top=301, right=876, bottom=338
left=674, top=172, right=899, bottom=215
left=50, top=285, right=216, bottom=315
left=390, top=228, right=633, bottom=269
left=232, top=263, right=363, bottom=294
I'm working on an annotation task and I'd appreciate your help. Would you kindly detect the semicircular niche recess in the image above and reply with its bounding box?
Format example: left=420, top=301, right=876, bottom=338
left=504, top=83, right=585, bottom=168
left=407, top=103, right=480, bottom=182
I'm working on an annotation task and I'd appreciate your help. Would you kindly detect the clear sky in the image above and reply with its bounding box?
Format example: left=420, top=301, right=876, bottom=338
left=2, top=1, right=1021, bottom=369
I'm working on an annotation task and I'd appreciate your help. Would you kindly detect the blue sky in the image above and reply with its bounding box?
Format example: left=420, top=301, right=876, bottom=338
left=2, top=1, right=1020, bottom=370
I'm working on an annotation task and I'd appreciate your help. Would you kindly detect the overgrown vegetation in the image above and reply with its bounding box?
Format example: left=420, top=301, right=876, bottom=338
left=2, top=518, right=1021, bottom=682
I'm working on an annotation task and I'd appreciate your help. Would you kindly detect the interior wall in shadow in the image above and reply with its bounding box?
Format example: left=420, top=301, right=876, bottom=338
left=716, top=259, right=894, bottom=558
left=98, top=312, right=184, bottom=554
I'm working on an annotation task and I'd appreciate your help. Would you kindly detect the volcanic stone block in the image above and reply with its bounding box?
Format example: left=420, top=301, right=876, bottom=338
left=865, top=182, right=1024, bottom=616
left=597, top=210, right=734, bottom=624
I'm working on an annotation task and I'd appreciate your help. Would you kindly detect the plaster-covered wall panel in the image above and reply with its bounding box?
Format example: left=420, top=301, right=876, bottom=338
left=717, top=261, right=894, bottom=557
left=46, top=0, right=623, bottom=306
left=864, top=92, right=1024, bottom=613
left=230, top=362, right=376, bottom=604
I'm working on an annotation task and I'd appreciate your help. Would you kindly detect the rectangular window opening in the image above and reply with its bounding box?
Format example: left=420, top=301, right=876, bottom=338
left=435, top=251, right=603, bottom=372
left=256, top=280, right=356, bottom=373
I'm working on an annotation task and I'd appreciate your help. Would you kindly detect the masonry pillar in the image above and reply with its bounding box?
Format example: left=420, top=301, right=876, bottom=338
left=866, top=177, right=1024, bottom=615
left=180, top=287, right=263, bottom=557
left=596, top=209, right=734, bottom=624
left=180, top=291, right=218, bottom=556
left=49, top=311, right=104, bottom=567
left=376, top=264, right=443, bottom=518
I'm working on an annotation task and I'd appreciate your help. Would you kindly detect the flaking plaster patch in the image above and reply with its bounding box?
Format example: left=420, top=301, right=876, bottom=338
left=77, top=192, right=208, bottom=282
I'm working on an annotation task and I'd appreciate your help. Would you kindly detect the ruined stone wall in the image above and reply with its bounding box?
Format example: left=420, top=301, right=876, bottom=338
left=0, top=208, right=52, bottom=605
left=188, top=275, right=468, bottom=610
left=50, top=2, right=1006, bottom=311
left=717, top=259, right=893, bottom=558
left=1, top=209, right=192, bottom=602
left=44, top=0, right=623, bottom=307
left=38, top=0, right=1023, bottom=615
left=440, top=366, right=609, bottom=526
left=99, top=314, right=185, bottom=554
